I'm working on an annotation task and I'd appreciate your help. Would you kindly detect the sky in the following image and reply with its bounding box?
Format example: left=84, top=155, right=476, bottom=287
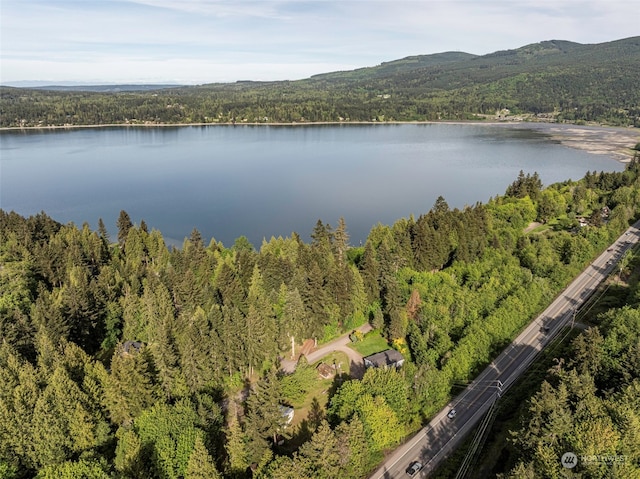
left=1, top=0, right=638, bottom=85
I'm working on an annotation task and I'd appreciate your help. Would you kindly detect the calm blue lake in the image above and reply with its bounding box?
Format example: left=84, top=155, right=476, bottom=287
left=0, top=124, right=624, bottom=247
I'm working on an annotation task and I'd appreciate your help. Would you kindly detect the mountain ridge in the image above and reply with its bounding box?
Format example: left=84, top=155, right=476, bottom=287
left=6, top=37, right=637, bottom=89
left=1, top=36, right=638, bottom=127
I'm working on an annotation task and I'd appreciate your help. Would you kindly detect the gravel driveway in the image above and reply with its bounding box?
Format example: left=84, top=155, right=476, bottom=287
left=281, top=323, right=373, bottom=378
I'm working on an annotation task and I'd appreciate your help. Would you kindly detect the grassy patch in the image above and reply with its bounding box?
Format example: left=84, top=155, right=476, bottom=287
left=347, top=329, right=389, bottom=357
left=526, top=222, right=552, bottom=234
left=316, top=351, right=351, bottom=373
left=279, top=352, right=351, bottom=452
left=287, top=376, right=334, bottom=421
left=286, top=351, right=351, bottom=414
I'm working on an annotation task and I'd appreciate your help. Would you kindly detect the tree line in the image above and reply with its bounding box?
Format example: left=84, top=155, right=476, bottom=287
left=2, top=77, right=638, bottom=128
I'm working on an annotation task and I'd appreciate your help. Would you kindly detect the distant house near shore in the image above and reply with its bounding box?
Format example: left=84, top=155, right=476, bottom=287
left=363, top=349, right=405, bottom=369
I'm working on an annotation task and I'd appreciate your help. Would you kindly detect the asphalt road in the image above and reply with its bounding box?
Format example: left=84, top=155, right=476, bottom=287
left=370, top=220, right=640, bottom=479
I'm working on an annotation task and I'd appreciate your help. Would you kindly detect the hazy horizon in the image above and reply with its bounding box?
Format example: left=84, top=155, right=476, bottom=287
left=2, top=1, right=638, bottom=85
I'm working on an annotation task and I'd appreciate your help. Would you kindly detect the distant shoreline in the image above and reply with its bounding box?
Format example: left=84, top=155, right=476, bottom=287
left=2, top=120, right=637, bottom=163
left=1, top=119, right=518, bottom=130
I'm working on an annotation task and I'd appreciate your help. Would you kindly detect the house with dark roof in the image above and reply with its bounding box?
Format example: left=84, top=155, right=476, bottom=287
left=363, top=349, right=405, bottom=369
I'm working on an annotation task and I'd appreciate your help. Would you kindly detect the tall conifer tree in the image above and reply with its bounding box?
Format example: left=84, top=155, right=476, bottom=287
left=104, top=345, right=158, bottom=426
left=97, top=218, right=109, bottom=242
left=116, top=210, right=133, bottom=248
left=185, top=435, right=221, bottom=479
left=245, top=368, right=286, bottom=452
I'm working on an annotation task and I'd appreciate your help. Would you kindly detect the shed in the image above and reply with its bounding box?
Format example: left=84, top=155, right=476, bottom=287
left=316, top=362, right=336, bottom=379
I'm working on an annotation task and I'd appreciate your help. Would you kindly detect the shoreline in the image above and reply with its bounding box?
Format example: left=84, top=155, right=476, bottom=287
left=0, top=119, right=523, bottom=130
left=509, top=122, right=639, bottom=163
left=2, top=120, right=637, bottom=163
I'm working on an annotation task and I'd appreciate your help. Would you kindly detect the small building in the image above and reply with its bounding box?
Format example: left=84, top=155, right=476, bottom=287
left=279, top=405, right=294, bottom=425
left=122, top=341, right=143, bottom=355
left=364, top=349, right=405, bottom=369
left=316, top=362, right=336, bottom=380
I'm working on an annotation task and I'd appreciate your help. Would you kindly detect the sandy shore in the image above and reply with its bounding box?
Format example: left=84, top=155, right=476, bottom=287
left=2, top=120, right=638, bottom=163
left=502, top=122, right=639, bottom=163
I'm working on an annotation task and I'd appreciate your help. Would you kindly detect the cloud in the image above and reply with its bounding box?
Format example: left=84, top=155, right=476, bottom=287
left=125, top=0, right=291, bottom=19
left=1, top=0, right=638, bottom=83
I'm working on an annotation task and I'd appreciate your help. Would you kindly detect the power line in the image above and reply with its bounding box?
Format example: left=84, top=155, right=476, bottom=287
left=455, top=392, right=500, bottom=479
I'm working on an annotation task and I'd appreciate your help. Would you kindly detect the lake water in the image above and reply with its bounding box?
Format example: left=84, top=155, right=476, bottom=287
left=0, top=124, right=624, bottom=247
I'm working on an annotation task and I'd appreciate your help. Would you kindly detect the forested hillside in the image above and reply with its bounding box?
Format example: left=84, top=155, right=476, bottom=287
left=1, top=37, right=639, bottom=128
left=1, top=151, right=640, bottom=477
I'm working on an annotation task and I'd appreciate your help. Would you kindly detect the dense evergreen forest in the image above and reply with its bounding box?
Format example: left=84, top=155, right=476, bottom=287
left=1, top=37, right=639, bottom=128
left=1, top=149, right=640, bottom=477
left=503, top=304, right=640, bottom=478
